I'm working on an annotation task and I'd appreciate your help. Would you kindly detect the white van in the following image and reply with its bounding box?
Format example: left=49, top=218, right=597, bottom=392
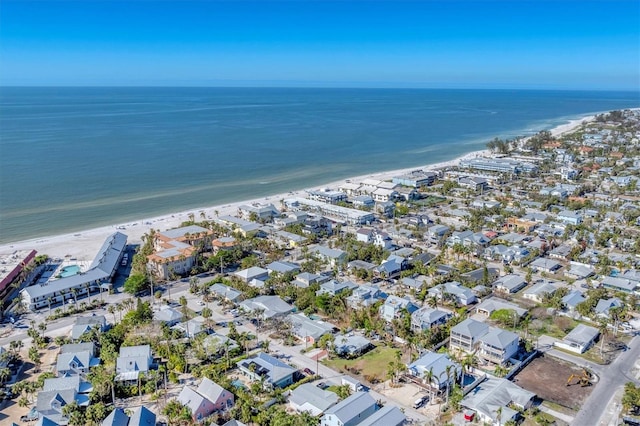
left=413, top=396, right=428, bottom=409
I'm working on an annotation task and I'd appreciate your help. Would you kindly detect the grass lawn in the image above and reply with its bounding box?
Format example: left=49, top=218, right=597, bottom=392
left=323, top=345, right=399, bottom=383
left=411, top=196, right=447, bottom=207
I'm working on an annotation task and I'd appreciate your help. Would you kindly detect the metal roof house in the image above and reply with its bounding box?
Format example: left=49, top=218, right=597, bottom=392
left=428, top=282, right=478, bottom=306
left=233, top=266, right=269, bottom=283
left=523, top=281, right=559, bottom=303
left=333, top=334, right=373, bottom=358
left=36, top=388, right=89, bottom=425
left=562, top=290, right=586, bottom=313
left=177, top=377, right=234, bottom=421
left=321, top=391, right=378, bottom=426
left=239, top=295, right=294, bottom=319
left=554, top=324, right=600, bottom=354
left=407, top=351, right=461, bottom=391
left=289, top=383, right=339, bottom=416
left=475, top=298, right=527, bottom=318
left=595, top=297, right=624, bottom=318
left=411, top=306, right=452, bottom=332
left=287, top=313, right=334, bottom=345
left=237, top=352, right=296, bottom=389
left=357, top=405, right=407, bottom=426
left=450, top=318, right=490, bottom=353
left=71, top=315, right=108, bottom=340
left=601, top=276, right=638, bottom=293
left=153, top=306, right=184, bottom=326
left=529, top=258, right=563, bottom=274
left=102, top=406, right=156, bottom=426
left=478, top=328, right=520, bottom=365
left=210, top=283, right=243, bottom=303
left=492, top=274, right=527, bottom=294
left=462, top=377, right=535, bottom=425
left=115, top=345, right=152, bottom=381
left=316, top=279, right=358, bottom=297
left=379, top=295, right=418, bottom=322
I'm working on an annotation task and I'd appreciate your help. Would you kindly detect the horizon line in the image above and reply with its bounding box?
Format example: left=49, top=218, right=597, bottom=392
left=2, top=84, right=639, bottom=93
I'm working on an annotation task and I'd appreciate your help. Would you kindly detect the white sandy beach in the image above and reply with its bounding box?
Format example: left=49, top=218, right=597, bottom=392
left=0, top=114, right=596, bottom=260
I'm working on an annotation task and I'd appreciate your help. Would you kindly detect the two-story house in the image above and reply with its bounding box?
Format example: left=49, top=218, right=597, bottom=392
left=379, top=295, right=418, bottom=322
left=477, top=328, right=520, bottom=365
left=450, top=318, right=520, bottom=365
left=346, top=285, right=386, bottom=308
left=428, top=282, right=478, bottom=306
left=407, top=351, right=461, bottom=393
left=56, top=343, right=99, bottom=377
left=450, top=318, right=489, bottom=353
left=115, top=345, right=152, bottom=382
left=237, top=352, right=296, bottom=389
left=177, top=378, right=235, bottom=421
left=410, top=307, right=452, bottom=332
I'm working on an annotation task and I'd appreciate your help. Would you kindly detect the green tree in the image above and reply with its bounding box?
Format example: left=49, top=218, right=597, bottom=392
left=28, top=347, right=41, bottom=372
left=62, top=401, right=85, bottom=426
left=123, top=273, right=149, bottom=295
left=334, top=384, right=352, bottom=399
left=163, top=398, right=193, bottom=425
left=622, top=382, right=640, bottom=414
left=85, top=402, right=109, bottom=425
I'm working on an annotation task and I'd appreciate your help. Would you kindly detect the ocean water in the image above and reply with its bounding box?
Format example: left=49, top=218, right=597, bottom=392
left=1, top=87, right=638, bottom=243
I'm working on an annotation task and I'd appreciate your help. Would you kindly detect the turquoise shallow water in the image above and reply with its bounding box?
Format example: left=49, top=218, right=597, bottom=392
left=1, top=87, right=638, bottom=243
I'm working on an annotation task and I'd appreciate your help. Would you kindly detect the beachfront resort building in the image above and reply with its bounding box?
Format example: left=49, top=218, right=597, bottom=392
left=459, top=157, right=538, bottom=175
left=0, top=249, right=37, bottom=299
left=21, top=232, right=127, bottom=311
left=147, top=225, right=213, bottom=280
left=392, top=170, right=438, bottom=188
left=283, top=197, right=374, bottom=225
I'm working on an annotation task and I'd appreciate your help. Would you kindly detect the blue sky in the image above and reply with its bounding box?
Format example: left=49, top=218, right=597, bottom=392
left=1, top=0, right=638, bottom=89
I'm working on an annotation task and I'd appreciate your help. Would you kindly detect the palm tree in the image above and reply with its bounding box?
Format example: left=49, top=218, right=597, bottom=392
left=10, top=340, right=23, bottom=355
left=423, top=367, right=435, bottom=403
left=47, top=296, right=54, bottom=313
left=28, top=347, right=41, bottom=373
left=462, top=352, right=478, bottom=376
left=116, top=302, right=124, bottom=322
left=38, top=322, right=47, bottom=338
left=84, top=282, right=92, bottom=304
left=427, top=295, right=438, bottom=309
left=70, top=287, right=79, bottom=310
left=598, top=318, right=609, bottom=357
left=0, top=367, right=11, bottom=384
left=444, top=365, right=455, bottom=406
left=108, top=305, right=116, bottom=324
left=59, top=289, right=68, bottom=311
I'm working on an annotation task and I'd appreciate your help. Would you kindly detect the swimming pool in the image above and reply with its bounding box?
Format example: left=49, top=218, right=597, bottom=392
left=59, top=265, right=81, bottom=278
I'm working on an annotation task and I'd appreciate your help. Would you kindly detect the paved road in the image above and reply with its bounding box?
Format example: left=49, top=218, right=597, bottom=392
left=572, top=334, right=640, bottom=426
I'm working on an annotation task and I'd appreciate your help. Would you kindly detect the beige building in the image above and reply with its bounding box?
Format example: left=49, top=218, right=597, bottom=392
left=147, top=225, right=213, bottom=279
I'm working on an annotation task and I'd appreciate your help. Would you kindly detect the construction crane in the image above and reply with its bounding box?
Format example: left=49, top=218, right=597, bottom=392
left=566, top=369, right=592, bottom=387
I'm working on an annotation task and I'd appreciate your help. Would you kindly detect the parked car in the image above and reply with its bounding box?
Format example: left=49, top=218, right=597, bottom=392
left=413, top=395, right=428, bottom=409
left=303, top=368, right=314, bottom=375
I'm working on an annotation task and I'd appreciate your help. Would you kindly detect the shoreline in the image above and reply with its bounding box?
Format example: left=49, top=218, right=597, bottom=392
left=0, top=112, right=598, bottom=259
